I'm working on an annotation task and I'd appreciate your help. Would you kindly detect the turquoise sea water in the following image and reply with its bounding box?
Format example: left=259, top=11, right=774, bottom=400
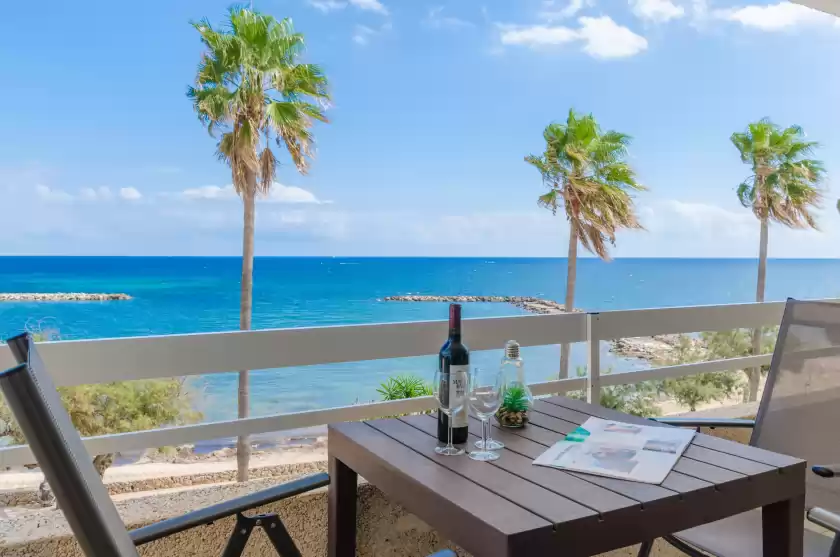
left=0, top=257, right=837, bottom=424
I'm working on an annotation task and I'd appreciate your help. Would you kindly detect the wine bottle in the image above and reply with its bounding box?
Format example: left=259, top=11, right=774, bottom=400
left=437, top=303, right=469, bottom=444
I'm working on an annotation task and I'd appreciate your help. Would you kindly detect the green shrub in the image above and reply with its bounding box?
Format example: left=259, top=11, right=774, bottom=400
left=655, top=332, right=749, bottom=410
left=662, top=372, right=742, bottom=412
left=568, top=367, right=661, bottom=417
left=377, top=374, right=432, bottom=400
left=0, top=333, right=200, bottom=476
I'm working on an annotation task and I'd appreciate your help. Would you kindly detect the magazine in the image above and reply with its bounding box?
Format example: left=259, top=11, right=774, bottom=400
left=532, top=417, right=696, bottom=484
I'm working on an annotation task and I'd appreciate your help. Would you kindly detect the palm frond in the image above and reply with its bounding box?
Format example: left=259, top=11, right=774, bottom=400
left=526, top=110, right=645, bottom=260
left=188, top=6, right=330, bottom=189
left=258, top=146, right=277, bottom=196
left=732, top=119, right=824, bottom=230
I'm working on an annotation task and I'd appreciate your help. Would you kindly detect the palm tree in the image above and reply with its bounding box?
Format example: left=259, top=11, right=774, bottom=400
left=189, top=7, right=329, bottom=481
left=731, top=118, right=824, bottom=401
left=526, top=110, right=646, bottom=379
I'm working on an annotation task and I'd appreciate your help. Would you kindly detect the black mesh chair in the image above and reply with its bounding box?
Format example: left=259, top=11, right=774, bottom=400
left=0, top=333, right=456, bottom=557
left=638, top=299, right=840, bottom=557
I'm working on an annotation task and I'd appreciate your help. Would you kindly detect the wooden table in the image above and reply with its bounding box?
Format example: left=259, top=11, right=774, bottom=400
left=327, top=396, right=806, bottom=557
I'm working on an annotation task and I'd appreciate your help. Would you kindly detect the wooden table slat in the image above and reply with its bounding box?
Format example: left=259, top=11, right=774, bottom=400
left=527, top=410, right=580, bottom=434
left=684, top=444, right=775, bottom=475
left=476, top=410, right=716, bottom=497
left=541, top=396, right=790, bottom=473
left=329, top=422, right=549, bottom=536
left=691, top=434, right=802, bottom=468
left=531, top=399, right=593, bottom=425
left=457, top=415, right=687, bottom=502
left=673, top=457, right=745, bottom=484
left=402, top=414, right=641, bottom=513
left=328, top=396, right=808, bottom=557
left=366, top=418, right=598, bottom=526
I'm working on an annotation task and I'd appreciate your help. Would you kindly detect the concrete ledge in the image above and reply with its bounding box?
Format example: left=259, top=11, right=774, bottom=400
left=0, top=479, right=683, bottom=557
left=0, top=461, right=328, bottom=507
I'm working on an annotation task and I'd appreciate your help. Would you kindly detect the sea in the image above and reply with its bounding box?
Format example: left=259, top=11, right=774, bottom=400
left=0, top=257, right=837, bottom=426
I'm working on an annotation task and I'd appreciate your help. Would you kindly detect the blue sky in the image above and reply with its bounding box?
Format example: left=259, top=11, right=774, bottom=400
left=2, top=0, right=840, bottom=257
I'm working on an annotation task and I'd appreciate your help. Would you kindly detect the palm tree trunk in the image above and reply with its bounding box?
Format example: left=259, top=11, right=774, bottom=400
left=559, top=224, right=577, bottom=379
left=746, top=216, right=769, bottom=402
left=237, top=182, right=256, bottom=482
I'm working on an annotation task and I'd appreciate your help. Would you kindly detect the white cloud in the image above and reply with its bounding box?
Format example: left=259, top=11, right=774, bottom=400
left=307, top=0, right=387, bottom=15
left=500, top=24, right=580, bottom=46
left=35, top=184, right=73, bottom=203
left=501, top=16, right=648, bottom=59
left=352, top=23, right=391, bottom=45
left=349, top=0, right=388, bottom=14
left=353, top=25, right=376, bottom=45
left=265, top=184, right=325, bottom=204
left=712, top=1, right=838, bottom=31
left=578, top=16, right=649, bottom=57
left=425, top=7, right=474, bottom=29
left=119, top=187, right=142, bottom=201
left=182, top=185, right=237, bottom=200
left=539, top=0, right=594, bottom=21
left=306, top=0, right=346, bottom=12
left=630, top=0, right=686, bottom=23
left=80, top=186, right=113, bottom=201
left=180, top=183, right=326, bottom=204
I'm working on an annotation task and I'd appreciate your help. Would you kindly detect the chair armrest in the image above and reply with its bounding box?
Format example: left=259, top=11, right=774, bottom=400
left=427, top=551, right=456, bottom=557
left=129, top=472, right=330, bottom=545
left=808, top=507, right=840, bottom=534
left=650, top=417, right=756, bottom=429
left=813, top=465, right=840, bottom=478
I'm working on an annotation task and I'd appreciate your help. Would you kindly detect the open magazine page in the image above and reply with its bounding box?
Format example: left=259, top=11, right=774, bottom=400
left=533, top=417, right=696, bottom=484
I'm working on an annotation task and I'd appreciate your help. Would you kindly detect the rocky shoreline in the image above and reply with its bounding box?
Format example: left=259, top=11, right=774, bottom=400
left=0, top=293, right=132, bottom=302
left=384, top=294, right=685, bottom=361
left=383, top=295, right=572, bottom=315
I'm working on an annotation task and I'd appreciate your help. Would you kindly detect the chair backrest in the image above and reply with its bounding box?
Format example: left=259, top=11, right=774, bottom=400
left=0, top=334, right=138, bottom=556
left=752, top=299, right=840, bottom=510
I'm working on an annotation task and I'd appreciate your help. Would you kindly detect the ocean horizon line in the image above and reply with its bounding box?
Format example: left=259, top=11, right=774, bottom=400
left=0, top=255, right=839, bottom=261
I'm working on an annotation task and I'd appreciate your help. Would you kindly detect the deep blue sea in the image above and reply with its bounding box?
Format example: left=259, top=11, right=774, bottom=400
left=0, top=257, right=837, bottom=424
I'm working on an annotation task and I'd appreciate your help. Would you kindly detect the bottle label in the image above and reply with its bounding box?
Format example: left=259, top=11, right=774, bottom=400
left=449, top=365, right=469, bottom=428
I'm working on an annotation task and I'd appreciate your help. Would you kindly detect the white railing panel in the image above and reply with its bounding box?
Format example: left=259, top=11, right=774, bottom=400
left=600, top=354, right=773, bottom=386
left=0, top=376, right=589, bottom=467
left=529, top=377, right=587, bottom=397
left=0, top=313, right=587, bottom=387
left=0, top=396, right=438, bottom=468
left=594, top=301, right=788, bottom=340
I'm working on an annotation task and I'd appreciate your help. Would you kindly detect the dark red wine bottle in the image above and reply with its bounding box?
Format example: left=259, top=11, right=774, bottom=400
left=437, top=303, right=469, bottom=444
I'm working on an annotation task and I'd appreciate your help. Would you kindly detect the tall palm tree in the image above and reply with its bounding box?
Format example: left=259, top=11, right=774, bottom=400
left=731, top=118, right=824, bottom=401
left=189, top=7, right=329, bottom=481
left=526, top=110, right=646, bottom=379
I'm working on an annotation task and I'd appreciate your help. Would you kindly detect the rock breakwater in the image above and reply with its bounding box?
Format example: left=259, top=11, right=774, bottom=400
left=385, top=294, right=692, bottom=362
left=0, top=293, right=132, bottom=302
left=383, top=295, right=573, bottom=315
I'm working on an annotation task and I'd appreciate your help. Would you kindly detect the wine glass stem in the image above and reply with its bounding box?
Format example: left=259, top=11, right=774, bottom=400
left=481, top=418, right=488, bottom=450
left=447, top=417, right=454, bottom=449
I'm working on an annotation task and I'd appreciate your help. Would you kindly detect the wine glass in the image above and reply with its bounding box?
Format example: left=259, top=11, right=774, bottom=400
left=468, top=367, right=504, bottom=462
left=433, top=368, right=467, bottom=456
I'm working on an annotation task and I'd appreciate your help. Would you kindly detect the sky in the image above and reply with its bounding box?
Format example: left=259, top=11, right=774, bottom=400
left=2, top=0, right=840, bottom=257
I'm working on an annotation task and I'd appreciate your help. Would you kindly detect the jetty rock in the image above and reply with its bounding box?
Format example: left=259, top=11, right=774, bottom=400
left=0, top=293, right=132, bottom=302
left=383, top=295, right=577, bottom=315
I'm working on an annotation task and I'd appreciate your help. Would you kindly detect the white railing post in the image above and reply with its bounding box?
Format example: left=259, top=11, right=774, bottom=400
left=586, top=313, right=601, bottom=405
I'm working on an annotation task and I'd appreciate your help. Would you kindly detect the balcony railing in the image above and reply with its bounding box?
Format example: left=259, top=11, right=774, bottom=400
left=0, top=300, right=806, bottom=468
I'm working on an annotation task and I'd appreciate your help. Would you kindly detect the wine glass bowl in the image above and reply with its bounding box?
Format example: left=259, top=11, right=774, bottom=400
left=434, top=369, right=466, bottom=456
left=468, top=368, right=504, bottom=461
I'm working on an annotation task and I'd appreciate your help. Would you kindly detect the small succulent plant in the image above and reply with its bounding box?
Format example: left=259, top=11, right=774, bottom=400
left=496, top=385, right=530, bottom=428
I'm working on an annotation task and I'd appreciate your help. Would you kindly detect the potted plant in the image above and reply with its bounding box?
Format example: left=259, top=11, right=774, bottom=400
left=496, top=385, right=530, bottom=428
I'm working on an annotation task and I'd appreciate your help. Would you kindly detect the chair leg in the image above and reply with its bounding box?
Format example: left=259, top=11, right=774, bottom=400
left=661, top=535, right=710, bottom=557
left=830, top=534, right=840, bottom=557
left=637, top=540, right=654, bottom=557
